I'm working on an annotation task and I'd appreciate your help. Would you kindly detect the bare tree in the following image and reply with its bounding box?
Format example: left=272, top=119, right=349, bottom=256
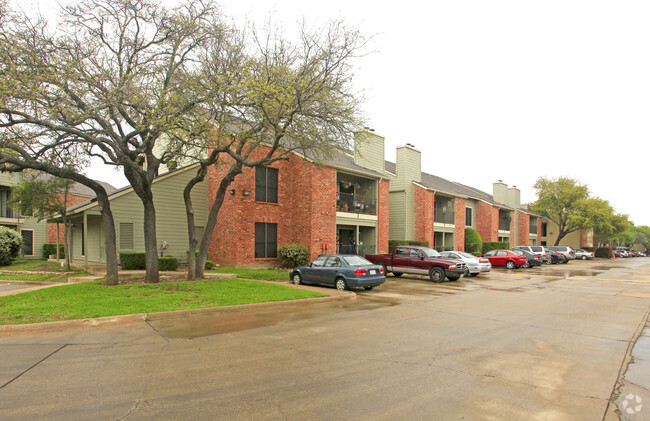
left=0, top=0, right=226, bottom=282
left=175, top=21, right=367, bottom=279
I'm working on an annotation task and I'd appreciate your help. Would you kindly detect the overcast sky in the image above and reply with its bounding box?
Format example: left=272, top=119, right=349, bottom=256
left=32, top=0, right=650, bottom=226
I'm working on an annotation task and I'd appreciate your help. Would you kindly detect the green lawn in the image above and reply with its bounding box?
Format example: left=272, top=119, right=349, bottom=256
left=0, top=260, right=91, bottom=282
left=207, top=267, right=291, bottom=282
left=1, top=260, right=86, bottom=273
left=0, top=273, right=75, bottom=283
left=0, top=278, right=327, bottom=325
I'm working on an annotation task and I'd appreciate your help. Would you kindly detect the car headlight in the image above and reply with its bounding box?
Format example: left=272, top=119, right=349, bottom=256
left=448, top=265, right=456, bottom=269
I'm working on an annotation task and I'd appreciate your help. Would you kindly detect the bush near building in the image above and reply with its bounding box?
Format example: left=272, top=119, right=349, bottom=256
left=481, top=242, right=510, bottom=254
left=279, top=244, right=310, bottom=268
left=0, top=227, right=23, bottom=266
left=464, top=228, right=483, bottom=255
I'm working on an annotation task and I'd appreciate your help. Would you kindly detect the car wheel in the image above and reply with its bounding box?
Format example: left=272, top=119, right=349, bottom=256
left=505, top=260, right=516, bottom=269
left=363, top=286, right=374, bottom=290
left=470, top=273, right=479, bottom=277
left=335, top=277, right=348, bottom=291
left=392, top=272, right=403, bottom=277
left=447, top=276, right=460, bottom=282
left=291, top=273, right=302, bottom=285
left=429, top=267, right=445, bottom=283
left=582, top=255, right=587, bottom=260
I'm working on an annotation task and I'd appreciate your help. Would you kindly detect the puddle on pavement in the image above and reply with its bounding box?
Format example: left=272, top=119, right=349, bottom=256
left=148, top=292, right=402, bottom=339
left=147, top=278, right=479, bottom=339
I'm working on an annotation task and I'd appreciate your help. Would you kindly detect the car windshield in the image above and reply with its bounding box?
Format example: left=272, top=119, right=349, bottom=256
left=343, top=255, right=373, bottom=266
left=457, top=251, right=477, bottom=259
left=421, top=248, right=442, bottom=258
left=511, top=250, right=524, bottom=255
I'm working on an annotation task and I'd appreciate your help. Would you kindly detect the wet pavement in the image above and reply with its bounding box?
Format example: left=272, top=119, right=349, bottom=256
left=1, top=257, right=650, bottom=420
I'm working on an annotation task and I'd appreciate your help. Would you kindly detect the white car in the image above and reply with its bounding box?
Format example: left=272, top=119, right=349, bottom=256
left=574, top=249, right=595, bottom=260
left=440, top=251, right=491, bottom=277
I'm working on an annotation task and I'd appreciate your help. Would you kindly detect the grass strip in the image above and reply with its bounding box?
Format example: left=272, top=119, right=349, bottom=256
left=0, top=278, right=327, bottom=325
left=206, top=267, right=290, bottom=282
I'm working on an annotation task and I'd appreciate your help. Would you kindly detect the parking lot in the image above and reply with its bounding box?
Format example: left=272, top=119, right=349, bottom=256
left=1, top=257, right=650, bottom=420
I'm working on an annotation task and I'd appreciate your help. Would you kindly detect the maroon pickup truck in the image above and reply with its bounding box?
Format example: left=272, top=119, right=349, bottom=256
left=366, top=246, right=467, bottom=282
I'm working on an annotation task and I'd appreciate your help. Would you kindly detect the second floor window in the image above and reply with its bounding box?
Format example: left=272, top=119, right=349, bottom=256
left=465, top=208, right=472, bottom=226
left=255, top=167, right=278, bottom=203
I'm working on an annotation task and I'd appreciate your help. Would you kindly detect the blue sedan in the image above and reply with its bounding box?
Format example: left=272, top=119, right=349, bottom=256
left=290, top=254, right=386, bottom=290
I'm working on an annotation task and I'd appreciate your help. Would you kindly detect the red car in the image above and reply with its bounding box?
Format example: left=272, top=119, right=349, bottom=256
left=481, top=249, right=528, bottom=269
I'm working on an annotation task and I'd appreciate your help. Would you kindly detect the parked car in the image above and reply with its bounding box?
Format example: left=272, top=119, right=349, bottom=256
left=290, top=254, right=386, bottom=291
left=366, top=246, right=467, bottom=282
left=574, top=249, right=595, bottom=260
left=439, top=251, right=491, bottom=276
left=614, top=250, right=630, bottom=258
left=512, top=245, right=549, bottom=264
left=547, top=246, right=576, bottom=260
left=543, top=247, right=568, bottom=264
left=481, top=249, right=528, bottom=269
left=511, top=249, right=542, bottom=267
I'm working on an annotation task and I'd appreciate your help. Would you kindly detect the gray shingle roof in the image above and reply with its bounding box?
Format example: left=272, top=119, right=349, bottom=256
left=385, top=161, right=510, bottom=208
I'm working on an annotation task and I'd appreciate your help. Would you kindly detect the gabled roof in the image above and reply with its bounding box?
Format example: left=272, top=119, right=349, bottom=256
left=385, top=161, right=512, bottom=209
left=319, top=151, right=388, bottom=179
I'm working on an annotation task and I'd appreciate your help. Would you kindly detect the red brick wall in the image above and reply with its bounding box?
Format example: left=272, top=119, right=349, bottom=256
left=47, top=193, right=95, bottom=243
left=207, top=147, right=388, bottom=266
left=476, top=201, right=498, bottom=243
left=455, top=197, right=466, bottom=250
left=414, top=185, right=434, bottom=247
left=377, top=179, right=390, bottom=254
left=517, top=212, right=530, bottom=246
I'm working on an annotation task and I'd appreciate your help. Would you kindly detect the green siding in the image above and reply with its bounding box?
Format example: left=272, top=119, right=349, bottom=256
left=69, top=167, right=208, bottom=263
left=389, top=191, right=406, bottom=240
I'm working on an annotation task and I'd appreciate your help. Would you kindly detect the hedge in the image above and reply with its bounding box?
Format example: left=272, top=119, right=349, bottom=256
left=481, top=242, right=510, bottom=254
left=278, top=243, right=309, bottom=268
left=464, top=228, right=482, bottom=256
left=119, top=252, right=180, bottom=270
left=159, top=256, right=179, bottom=271
left=388, top=240, right=430, bottom=251
left=119, top=252, right=146, bottom=270
left=43, top=243, right=65, bottom=259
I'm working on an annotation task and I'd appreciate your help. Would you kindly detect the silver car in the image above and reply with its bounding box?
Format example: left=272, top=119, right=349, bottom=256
left=574, top=249, right=595, bottom=260
left=440, top=251, right=491, bottom=277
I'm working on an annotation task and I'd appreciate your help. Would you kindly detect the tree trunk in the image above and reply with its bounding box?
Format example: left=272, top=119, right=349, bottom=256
left=195, top=162, right=243, bottom=279
left=142, top=196, right=160, bottom=283
left=95, top=190, right=119, bottom=285
left=184, top=167, right=208, bottom=281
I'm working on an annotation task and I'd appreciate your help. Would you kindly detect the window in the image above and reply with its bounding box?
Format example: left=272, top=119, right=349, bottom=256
left=255, top=222, right=277, bottom=258
left=255, top=167, right=278, bottom=203
left=395, top=247, right=408, bottom=257
left=120, top=223, right=134, bottom=249
left=326, top=257, right=342, bottom=267
left=311, top=255, right=327, bottom=267
left=0, top=189, right=14, bottom=218
left=409, top=249, right=423, bottom=258
left=465, top=208, right=472, bottom=226
left=21, top=230, right=33, bottom=256
left=541, top=222, right=548, bottom=237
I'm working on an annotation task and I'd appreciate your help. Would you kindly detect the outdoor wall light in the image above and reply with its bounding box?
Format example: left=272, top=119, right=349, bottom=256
left=228, top=189, right=235, bottom=195
left=243, top=189, right=251, bottom=196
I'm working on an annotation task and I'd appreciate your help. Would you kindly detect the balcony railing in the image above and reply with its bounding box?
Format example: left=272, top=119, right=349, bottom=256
left=336, top=243, right=377, bottom=257
left=434, top=210, right=455, bottom=225
left=337, top=193, right=377, bottom=215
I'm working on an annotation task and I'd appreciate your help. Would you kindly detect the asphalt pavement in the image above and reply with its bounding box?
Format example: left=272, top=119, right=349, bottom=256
left=1, top=258, right=650, bottom=420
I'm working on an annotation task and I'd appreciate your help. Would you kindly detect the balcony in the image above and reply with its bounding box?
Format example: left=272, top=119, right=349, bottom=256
left=337, top=173, right=377, bottom=216
left=498, top=210, right=511, bottom=231
left=337, top=192, right=377, bottom=215
left=434, top=196, right=455, bottom=225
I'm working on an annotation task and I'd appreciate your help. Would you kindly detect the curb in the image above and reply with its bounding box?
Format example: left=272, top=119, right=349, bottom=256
left=0, top=283, right=356, bottom=334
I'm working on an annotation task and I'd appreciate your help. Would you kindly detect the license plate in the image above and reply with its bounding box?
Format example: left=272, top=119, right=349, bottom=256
left=370, top=269, right=377, bottom=275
